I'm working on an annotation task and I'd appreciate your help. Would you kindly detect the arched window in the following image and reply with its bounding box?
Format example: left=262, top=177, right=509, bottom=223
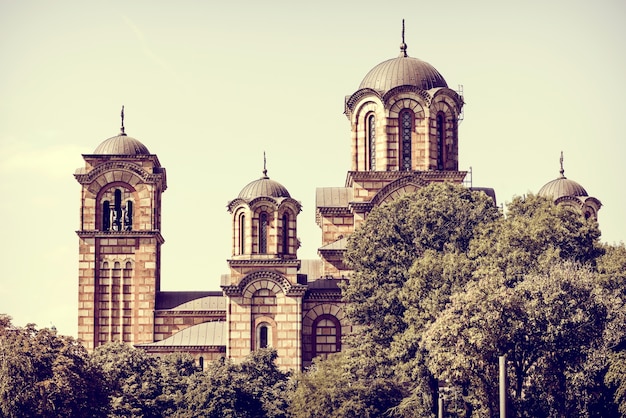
left=256, top=322, right=272, bottom=349
left=259, top=212, right=269, bottom=254
left=399, top=109, right=413, bottom=170
left=238, top=213, right=246, bottom=255
left=102, top=201, right=111, bottom=231
left=282, top=213, right=289, bottom=255
left=436, top=113, right=445, bottom=170
left=198, top=356, right=204, bottom=370
left=367, top=114, right=376, bottom=171
left=313, top=315, right=341, bottom=359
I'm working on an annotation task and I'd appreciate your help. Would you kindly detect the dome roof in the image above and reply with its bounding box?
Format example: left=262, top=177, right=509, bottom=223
left=538, top=176, right=588, bottom=200
left=359, top=43, right=448, bottom=92
left=238, top=171, right=291, bottom=200
left=93, top=132, right=150, bottom=155
left=538, top=155, right=588, bottom=200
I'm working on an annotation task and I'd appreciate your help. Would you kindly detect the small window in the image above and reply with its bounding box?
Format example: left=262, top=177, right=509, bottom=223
left=113, top=189, right=123, bottom=231
left=124, top=201, right=133, bottom=231
left=256, top=322, right=272, bottom=349
left=260, top=325, right=269, bottom=348
left=198, top=356, right=204, bottom=370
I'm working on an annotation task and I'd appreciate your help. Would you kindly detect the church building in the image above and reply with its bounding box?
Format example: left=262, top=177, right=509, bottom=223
left=74, top=28, right=600, bottom=370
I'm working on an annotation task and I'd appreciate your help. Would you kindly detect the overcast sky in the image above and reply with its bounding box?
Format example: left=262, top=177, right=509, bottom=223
left=1, top=0, right=624, bottom=337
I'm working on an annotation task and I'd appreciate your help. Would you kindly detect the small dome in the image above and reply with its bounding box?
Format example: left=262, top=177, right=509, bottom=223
left=238, top=173, right=291, bottom=199
left=359, top=55, right=448, bottom=92
left=93, top=133, right=150, bottom=155
left=538, top=176, right=588, bottom=200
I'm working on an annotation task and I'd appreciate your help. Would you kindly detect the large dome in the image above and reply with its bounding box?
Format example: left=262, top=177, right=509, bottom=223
left=238, top=172, right=291, bottom=200
left=93, top=133, right=150, bottom=155
left=538, top=176, right=588, bottom=200
left=359, top=46, right=448, bottom=92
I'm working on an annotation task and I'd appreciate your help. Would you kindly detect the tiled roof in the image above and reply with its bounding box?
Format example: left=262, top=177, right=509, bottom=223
left=93, top=133, right=151, bottom=155
left=316, top=187, right=352, bottom=208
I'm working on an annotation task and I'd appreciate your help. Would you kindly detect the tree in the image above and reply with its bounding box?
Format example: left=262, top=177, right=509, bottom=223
left=343, top=183, right=500, bottom=352
left=90, top=342, right=166, bottom=417
left=423, top=262, right=610, bottom=417
left=289, top=352, right=406, bottom=418
left=0, top=315, right=108, bottom=417
left=182, top=348, right=290, bottom=418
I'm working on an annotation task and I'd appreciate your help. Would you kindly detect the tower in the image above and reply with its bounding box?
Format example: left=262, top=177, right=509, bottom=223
left=317, top=23, right=466, bottom=276
left=74, top=110, right=167, bottom=350
left=538, top=152, right=601, bottom=220
left=222, top=163, right=306, bottom=369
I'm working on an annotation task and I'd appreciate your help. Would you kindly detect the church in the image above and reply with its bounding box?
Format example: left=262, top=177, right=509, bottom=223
left=74, top=27, right=600, bottom=370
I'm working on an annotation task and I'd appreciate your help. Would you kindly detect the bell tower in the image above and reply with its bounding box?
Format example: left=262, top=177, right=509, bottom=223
left=74, top=109, right=167, bottom=350
left=222, top=162, right=306, bottom=370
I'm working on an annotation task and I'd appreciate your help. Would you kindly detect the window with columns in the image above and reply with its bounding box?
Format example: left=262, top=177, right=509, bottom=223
left=282, top=213, right=289, bottom=255
left=238, top=212, right=246, bottom=255
left=259, top=212, right=269, bottom=254
left=101, top=187, right=133, bottom=231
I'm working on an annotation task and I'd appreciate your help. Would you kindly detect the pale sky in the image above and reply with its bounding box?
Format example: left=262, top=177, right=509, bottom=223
left=1, top=0, right=624, bottom=337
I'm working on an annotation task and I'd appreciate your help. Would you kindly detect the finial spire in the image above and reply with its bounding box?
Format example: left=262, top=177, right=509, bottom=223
left=120, top=105, right=126, bottom=135
left=559, top=151, right=565, bottom=177
left=262, top=151, right=268, bottom=178
left=399, top=19, right=408, bottom=57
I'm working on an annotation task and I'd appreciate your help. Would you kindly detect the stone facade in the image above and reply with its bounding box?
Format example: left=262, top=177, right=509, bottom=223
left=74, top=36, right=504, bottom=370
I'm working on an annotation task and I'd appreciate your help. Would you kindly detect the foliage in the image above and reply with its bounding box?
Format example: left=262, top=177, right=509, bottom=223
left=423, top=262, right=609, bottom=417
left=289, top=352, right=406, bottom=418
left=181, top=348, right=290, bottom=418
left=0, top=315, right=108, bottom=418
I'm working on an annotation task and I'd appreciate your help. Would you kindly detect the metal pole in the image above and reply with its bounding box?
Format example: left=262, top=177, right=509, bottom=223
left=499, top=355, right=507, bottom=418
left=438, top=394, right=444, bottom=418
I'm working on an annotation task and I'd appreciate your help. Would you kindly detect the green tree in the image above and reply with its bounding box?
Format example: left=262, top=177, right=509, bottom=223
left=90, top=342, right=165, bottom=417
left=342, top=183, right=501, bottom=415
left=423, top=262, right=611, bottom=417
left=0, top=315, right=108, bottom=418
left=182, top=348, right=290, bottom=418
left=289, top=352, right=405, bottom=418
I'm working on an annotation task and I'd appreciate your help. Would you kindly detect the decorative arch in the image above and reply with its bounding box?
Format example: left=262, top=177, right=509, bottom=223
left=370, top=175, right=430, bottom=207
left=239, top=271, right=291, bottom=297
left=352, top=99, right=383, bottom=171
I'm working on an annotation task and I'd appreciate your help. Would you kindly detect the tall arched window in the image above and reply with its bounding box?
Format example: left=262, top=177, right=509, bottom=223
left=282, top=213, right=289, bottom=255
left=123, top=201, right=133, bottom=231
left=436, top=113, right=445, bottom=170
left=367, top=114, right=376, bottom=171
left=399, top=109, right=413, bottom=170
left=313, top=315, right=341, bottom=359
left=259, top=212, right=269, bottom=254
left=238, top=213, right=246, bottom=255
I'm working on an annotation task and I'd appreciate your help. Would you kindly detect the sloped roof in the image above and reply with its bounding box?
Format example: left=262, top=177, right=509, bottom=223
left=139, top=321, right=227, bottom=348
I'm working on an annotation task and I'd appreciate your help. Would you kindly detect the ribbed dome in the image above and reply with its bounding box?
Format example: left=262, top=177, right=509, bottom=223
left=93, top=133, right=150, bottom=155
left=538, top=175, right=588, bottom=200
left=359, top=55, right=448, bottom=92
left=238, top=174, right=291, bottom=199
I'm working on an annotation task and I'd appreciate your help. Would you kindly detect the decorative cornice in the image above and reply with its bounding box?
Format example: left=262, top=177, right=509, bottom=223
left=154, top=310, right=226, bottom=316
left=74, top=160, right=165, bottom=187
left=137, top=345, right=226, bottom=352
left=75, top=230, right=165, bottom=244
left=227, top=258, right=301, bottom=267
left=305, top=291, right=343, bottom=301
left=382, top=85, right=432, bottom=106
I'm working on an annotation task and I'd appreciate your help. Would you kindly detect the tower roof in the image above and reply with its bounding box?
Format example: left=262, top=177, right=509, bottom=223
left=93, top=133, right=151, bottom=155
left=538, top=153, right=588, bottom=200
left=358, top=21, right=447, bottom=92
left=238, top=174, right=291, bottom=199
left=92, top=106, right=151, bottom=155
